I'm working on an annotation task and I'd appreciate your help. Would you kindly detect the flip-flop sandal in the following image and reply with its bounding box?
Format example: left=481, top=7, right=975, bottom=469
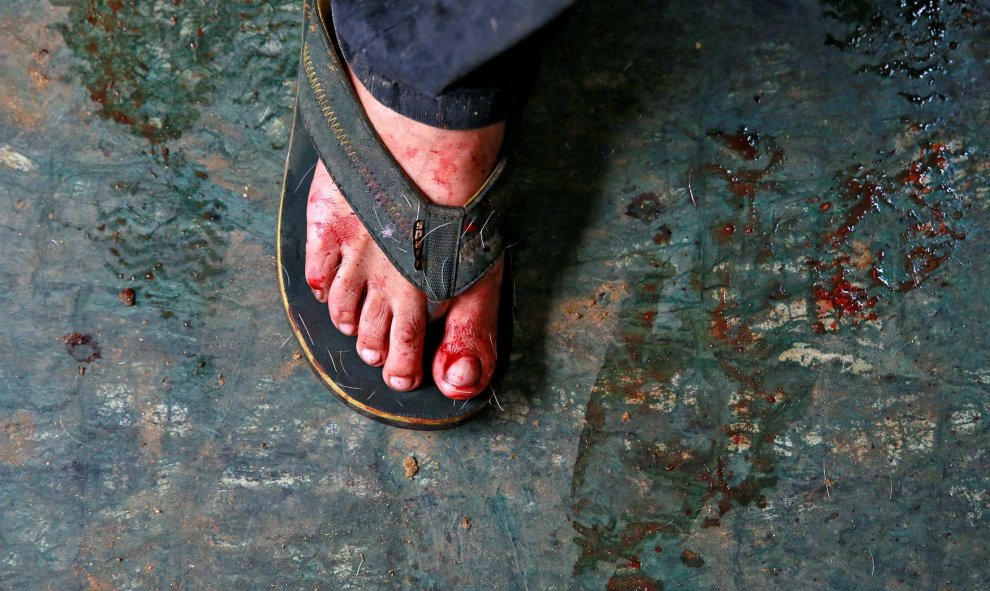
left=277, top=0, right=513, bottom=430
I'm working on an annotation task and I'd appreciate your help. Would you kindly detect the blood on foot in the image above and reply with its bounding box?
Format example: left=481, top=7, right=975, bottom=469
left=438, top=324, right=494, bottom=390
left=439, top=336, right=473, bottom=365
left=312, top=214, right=361, bottom=248
left=431, top=155, right=458, bottom=196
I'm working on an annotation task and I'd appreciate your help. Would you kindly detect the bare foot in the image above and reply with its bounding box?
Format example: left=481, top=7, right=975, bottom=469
left=304, top=71, right=505, bottom=400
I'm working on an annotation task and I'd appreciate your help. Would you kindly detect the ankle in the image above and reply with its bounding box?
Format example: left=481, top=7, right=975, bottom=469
left=347, top=69, right=506, bottom=207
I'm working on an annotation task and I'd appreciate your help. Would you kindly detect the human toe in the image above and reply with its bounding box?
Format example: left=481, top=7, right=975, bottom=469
left=382, top=301, right=426, bottom=391
left=356, top=291, right=390, bottom=366
left=327, top=260, right=365, bottom=335
left=431, top=263, right=501, bottom=399
left=433, top=328, right=493, bottom=400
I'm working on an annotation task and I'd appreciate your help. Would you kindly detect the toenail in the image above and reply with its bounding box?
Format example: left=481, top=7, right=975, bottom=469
left=443, top=355, right=481, bottom=388
left=339, top=322, right=356, bottom=335
left=360, top=347, right=382, bottom=365
left=390, top=376, right=413, bottom=390
left=312, top=289, right=325, bottom=302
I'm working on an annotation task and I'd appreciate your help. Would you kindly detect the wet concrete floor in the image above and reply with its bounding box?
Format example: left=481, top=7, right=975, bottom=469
left=1, top=0, right=989, bottom=589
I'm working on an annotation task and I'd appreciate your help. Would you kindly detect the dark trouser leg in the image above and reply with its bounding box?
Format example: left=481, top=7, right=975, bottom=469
left=330, top=0, right=574, bottom=129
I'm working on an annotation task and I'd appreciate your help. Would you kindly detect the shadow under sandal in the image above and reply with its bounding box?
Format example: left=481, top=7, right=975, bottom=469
left=277, top=0, right=513, bottom=430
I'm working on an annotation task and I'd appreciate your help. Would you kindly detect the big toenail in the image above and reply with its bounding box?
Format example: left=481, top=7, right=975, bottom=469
left=360, top=347, right=382, bottom=365
left=443, top=356, right=481, bottom=388
left=390, top=376, right=413, bottom=390
left=339, top=323, right=356, bottom=335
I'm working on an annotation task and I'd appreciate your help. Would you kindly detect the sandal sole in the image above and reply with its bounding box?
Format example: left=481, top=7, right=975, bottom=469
left=277, top=106, right=514, bottom=430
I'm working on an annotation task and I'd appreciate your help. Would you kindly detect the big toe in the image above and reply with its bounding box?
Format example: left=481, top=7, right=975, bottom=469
left=432, top=261, right=502, bottom=400
left=434, top=322, right=496, bottom=400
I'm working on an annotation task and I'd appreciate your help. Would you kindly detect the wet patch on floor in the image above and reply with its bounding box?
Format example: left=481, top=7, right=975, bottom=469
left=566, top=0, right=990, bottom=589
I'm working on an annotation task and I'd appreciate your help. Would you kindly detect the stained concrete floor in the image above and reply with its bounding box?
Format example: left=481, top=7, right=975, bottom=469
left=2, top=0, right=990, bottom=589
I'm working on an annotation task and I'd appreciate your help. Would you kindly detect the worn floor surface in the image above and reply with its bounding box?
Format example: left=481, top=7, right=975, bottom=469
left=1, top=1, right=989, bottom=589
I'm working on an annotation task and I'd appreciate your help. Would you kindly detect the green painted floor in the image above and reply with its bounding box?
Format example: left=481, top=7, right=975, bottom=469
left=2, top=1, right=989, bottom=589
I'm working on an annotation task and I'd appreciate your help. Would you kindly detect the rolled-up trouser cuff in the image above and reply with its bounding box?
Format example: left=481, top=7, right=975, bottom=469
left=334, top=34, right=522, bottom=130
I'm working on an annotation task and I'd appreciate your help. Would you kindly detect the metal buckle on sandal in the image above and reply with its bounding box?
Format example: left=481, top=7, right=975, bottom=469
left=413, top=220, right=425, bottom=270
